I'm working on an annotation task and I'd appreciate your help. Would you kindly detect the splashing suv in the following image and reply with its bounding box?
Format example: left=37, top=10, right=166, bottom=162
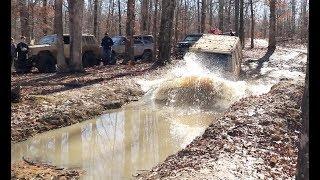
left=188, top=34, right=243, bottom=80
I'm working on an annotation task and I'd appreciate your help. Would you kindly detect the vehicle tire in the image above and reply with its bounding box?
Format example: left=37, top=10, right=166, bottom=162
left=37, top=52, right=56, bottom=73
left=141, top=50, right=153, bottom=62
left=82, top=51, right=97, bottom=68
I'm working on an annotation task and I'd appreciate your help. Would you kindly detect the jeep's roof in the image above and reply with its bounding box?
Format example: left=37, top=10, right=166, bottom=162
left=189, top=34, right=240, bottom=54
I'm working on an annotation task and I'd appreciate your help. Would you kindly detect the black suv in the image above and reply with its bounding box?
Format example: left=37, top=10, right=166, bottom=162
left=175, top=33, right=203, bottom=58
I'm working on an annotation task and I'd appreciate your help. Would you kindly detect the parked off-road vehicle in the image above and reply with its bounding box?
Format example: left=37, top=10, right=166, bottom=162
left=188, top=34, right=242, bottom=80
left=24, top=34, right=100, bottom=73
left=111, top=35, right=154, bottom=62
left=176, top=33, right=203, bottom=58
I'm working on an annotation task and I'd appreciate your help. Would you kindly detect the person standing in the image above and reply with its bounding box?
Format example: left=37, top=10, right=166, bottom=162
left=11, top=37, right=16, bottom=68
left=101, top=32, right=114, bottom=65
left=16, top=36, right=30, bottom=73
left=229, top=29, right=235, bottom=36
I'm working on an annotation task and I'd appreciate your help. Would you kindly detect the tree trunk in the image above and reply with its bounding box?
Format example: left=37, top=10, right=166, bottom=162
left=152, top=0, right=159, bottom=61
left=147, top=0, right=152, bottom=34
left=93, top=0, right=99, bottom=38
left=234, top=0, right=239, bottom=35
left=184, top=0, right=188, bottom=36
left=111, top=0, right=115, bottom=34
left=200, top=0, right=206, bottom=33
left=174, top=1, right=180, bottom=45
left=42, top=0, right=48, bottom=35
left=291, top=0, right=296, bottom=37
left=68, top=0, right=84, bottom=72
left=268, top=0, right=276, bottom=51
left=197, top=0, right=200, bottom=33
left=54, top=0, right=68, bottom=72
left=209, top=0, right=213, bottom=28
left=18, top=0, right=30, bottom=43
left=239, top=0, right=244, bottom=48
left=141, top=0, right=149, bottom=34
left=300, top=0, right=307, bottom=42
left=262, top=9, right=267, bottom=39
left=218, top=0, right=224, bottom=31
left=226, top=0, right=231, bottom=31
left=154, top=0, right=176, bottom=66
left=28, top=2, right=35, bottom=42
left=296, top=44, right=309, bottom=180
left=124, top=0, right=135, bottom=64
left=250, top=0, right=254, bottom=48
left=117, top=0, right=122, bottom=35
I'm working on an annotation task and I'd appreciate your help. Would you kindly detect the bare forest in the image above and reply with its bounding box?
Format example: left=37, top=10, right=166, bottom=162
left=11, top=0, right=309, bottom=179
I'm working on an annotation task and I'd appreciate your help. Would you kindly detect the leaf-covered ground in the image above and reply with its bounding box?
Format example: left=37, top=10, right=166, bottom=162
left=11, top=62, right=168, bottom=143
left=137, top=81, right=303, bottom=180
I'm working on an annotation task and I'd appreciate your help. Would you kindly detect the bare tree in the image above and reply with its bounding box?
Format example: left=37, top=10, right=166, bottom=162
left=262, top=8, right=267, bottom=39
left=225, top=0, right=231, bottom=30
left=218, top=0, right=224, bottom=31
left=93, top=0, right=99, bottom=38
left=234, top=0, right=239, bottom=35
left=291, top=0, right=296, bottom=37
left=68, top=0, right=85, bottom=72
left=117, top=0, right=122, bottom=35
left=141, top=0, right=149, bottom=34
left=268, top=0, right=276, bottom=51
left=18, top=0, right=30, bottom=43
left=153, top=0, right=176, bottom=67
left=42, top=0, right=48, bottom=35
left=197, top=0, right=201, bottom=33
left=239, top=0, right=244, bottom=48
left=250, top=0, right=254, bottom=48
left=174, top=0, right=181, bottom=45
left=54, top=0, right=67, bottom=72
left=200, top=0, right=207, bottom=33
left=300, top=0, right=308, bottom=42
left=152, top=0, right=159, bottom=60
left=209, top=0, right=213, bottom=28
left=123, top=0, right=135, bottom=64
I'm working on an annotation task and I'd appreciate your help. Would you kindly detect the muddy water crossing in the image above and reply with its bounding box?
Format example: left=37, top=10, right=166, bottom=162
left=12, top=50, right=275, bottom=179
left=11, top=105, right=219, bottom=179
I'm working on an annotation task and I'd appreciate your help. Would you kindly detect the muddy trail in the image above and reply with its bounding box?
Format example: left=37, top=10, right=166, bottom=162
left=11, top=62, right=175, bottom=143
left=11, top=39, right=307, bottom=179
left=136, top=40, right=307, bottom=179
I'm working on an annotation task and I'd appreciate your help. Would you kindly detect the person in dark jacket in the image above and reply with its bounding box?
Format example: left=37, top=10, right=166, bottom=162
left=229, top=29, right=235, bottom=36
left=16, top=36, right=30, bottom=73
left=101, top=32, right=114, bottom=65
left=11, top=37, right=16, bottom=68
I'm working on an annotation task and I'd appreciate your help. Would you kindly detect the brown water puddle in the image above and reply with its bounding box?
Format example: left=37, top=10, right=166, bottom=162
left=11, top=105, right=219, bottom=179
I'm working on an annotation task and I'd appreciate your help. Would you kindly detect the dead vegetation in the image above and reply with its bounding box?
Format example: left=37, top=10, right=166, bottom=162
left=137, top=81, right=303, bottom=179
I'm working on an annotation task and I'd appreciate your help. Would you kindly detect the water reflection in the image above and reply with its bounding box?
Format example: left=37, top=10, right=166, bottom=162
left=11, top=107, right=217, bottom=179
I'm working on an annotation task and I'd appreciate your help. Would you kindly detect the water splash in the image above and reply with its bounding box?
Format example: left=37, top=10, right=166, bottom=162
left=137, top=52, right=272, bottom=111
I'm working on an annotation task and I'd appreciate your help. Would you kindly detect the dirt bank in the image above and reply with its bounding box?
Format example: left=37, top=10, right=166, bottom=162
left=11, top=158, right=85, bottom=180
left=11, top=62, right=173, bottom=143
left=137, top=81, right=303, bottom=179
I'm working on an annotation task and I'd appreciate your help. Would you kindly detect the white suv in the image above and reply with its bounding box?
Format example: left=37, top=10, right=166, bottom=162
left=111, top=35, right=154, bottom=62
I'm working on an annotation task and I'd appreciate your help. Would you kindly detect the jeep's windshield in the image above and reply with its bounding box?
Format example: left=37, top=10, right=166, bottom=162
left=183, top=35, right=202, bottom=42
left=39, top=35, right=56, bottom=45
left=193, top=52, right=232, bottom=72
left=112, top=37, right=125, bottom=45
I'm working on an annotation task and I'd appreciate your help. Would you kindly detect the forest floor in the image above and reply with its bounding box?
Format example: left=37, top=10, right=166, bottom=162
left=11, top=39, right=307, bottom=179
left=137, top=40, right=307, bottom=180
